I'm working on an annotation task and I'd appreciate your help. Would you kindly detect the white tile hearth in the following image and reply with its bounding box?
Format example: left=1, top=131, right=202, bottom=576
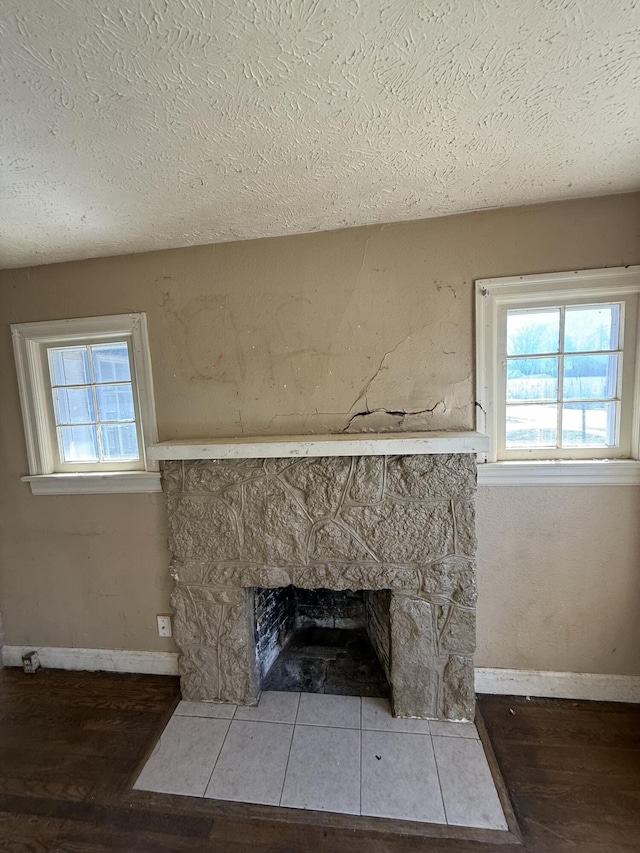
left=429, top=719, right=478, bottom=738
left=233, top=690, right=300, bottom=723
left=133, top=691, right=508, bottom=831
left=361, top=696, right=432, bottom=734
left=361, top=729, right=446, bottom=823
left=134, top=715, right=230, bottom=796
left=174, top=700, right=236, bottom=719
left=281, top=725, right=361, bottom=814
left=433, top=735, right=508, bottom=829
left=296, top=692, right=361, bottom=729
left=205, top=720, right=294, bottom=806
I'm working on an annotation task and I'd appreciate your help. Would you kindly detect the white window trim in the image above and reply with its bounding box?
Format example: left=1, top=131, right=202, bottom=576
left=476, top=266, right=640, bottom=486
left=12, top=313, right=161, bottom=495
left=477, top=459, right=640, bottom=486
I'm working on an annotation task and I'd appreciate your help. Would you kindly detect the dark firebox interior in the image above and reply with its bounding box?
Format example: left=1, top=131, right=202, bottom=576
left=254, top=586, right=391, bottom=697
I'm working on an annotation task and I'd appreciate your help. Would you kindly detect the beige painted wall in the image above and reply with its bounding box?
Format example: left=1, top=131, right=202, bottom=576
left=0, top=193, right=638, bottom=673
left=477, top=486, right=640, bottom=674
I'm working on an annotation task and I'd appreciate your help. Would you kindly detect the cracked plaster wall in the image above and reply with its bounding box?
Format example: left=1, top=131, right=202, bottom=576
left=0, top=194, right=639, bottom=678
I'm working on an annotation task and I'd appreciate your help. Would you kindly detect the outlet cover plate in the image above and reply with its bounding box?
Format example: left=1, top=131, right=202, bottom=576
left=157, top=615, right=172, bottom=637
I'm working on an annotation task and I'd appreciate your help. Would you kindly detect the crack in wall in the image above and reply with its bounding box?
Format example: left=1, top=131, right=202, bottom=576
left=343, top=402, right=446, bottom=432
left=346, top=320, right=441, bottom=417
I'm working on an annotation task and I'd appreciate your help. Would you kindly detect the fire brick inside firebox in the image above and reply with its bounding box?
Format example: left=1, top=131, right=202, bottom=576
left=253, top=586, right=390, bottom=697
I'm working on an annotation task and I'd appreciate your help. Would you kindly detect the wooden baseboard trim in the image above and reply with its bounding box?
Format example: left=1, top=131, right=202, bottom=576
left=1, top=645, right=179, bottom=676
left=2, top=647, right=637, bottom=703
left=476, top=667, right=640, bottom=703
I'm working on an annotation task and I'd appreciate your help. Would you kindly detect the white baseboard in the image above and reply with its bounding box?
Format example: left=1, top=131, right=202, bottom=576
left=475, top=667, right=640, bottom=703
left=1, top=648, right=638, bottom=703
left=1, top=645, right=179, bottom=676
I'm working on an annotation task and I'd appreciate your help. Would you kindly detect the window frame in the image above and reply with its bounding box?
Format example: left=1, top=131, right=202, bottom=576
left=475, top=266, right=640, bottom=485
left=12, top=313, right=161, bottom=495
left=44, top=336, right=144, bottom=472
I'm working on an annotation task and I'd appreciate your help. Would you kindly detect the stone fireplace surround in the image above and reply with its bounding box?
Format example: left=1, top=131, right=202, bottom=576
left=150, top=432, right=488, bottom=722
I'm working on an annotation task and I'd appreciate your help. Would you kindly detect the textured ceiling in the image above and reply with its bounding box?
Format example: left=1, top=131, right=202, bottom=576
left=1, top=0, right=639, bottom=269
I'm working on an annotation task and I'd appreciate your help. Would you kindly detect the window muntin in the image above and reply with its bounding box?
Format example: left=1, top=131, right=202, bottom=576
left=475, top=267, right=640, bottom=465
left=47, top=341, right=140, bottom=466
left=503, top=303, right=623, bottom=452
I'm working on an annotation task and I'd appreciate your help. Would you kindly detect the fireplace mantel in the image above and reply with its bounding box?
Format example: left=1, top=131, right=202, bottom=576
left=148, top=430, right=489, bottom=461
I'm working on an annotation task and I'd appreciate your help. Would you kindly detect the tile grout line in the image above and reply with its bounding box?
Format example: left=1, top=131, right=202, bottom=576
left=430, top=734, right=450, bottom=825
left=278, top=693, right=301, bottom=807
left=278, top=727, right=296, bottom=808
left=174, top=714, right=445, bottom=734
left=200, top=715, right=234, bottom=799
left=174, top=711, right=236, bottom=719
left=359, top=695, right=363, bottom=816
left=360, top=724, right=433, bottom=734
left=293, top=691, right=301, bottom=724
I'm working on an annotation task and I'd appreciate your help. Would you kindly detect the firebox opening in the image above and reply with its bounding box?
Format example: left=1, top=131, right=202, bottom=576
left=253, top=586, right=391, bottom=698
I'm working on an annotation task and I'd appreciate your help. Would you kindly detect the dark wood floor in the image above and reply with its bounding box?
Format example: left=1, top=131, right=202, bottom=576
left=0, top=667, right=639, bottom=852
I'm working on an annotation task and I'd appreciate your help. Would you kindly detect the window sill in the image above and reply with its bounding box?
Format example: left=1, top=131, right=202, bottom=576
left=22, top=471, right=162, bottom=495
left=477, top=459, right=640, bottom=486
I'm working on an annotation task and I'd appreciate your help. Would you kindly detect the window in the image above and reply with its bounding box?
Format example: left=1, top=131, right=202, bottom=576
left=12, top=314, right=160, bottom=494
left=476, top=267, right=640, bottom=485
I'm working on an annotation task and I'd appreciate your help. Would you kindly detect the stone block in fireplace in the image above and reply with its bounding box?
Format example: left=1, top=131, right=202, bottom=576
left=160, top=443, right=481, bottom=722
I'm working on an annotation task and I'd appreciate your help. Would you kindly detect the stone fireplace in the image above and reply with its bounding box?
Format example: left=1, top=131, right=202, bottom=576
left=152, top=432, right=488, bottom=722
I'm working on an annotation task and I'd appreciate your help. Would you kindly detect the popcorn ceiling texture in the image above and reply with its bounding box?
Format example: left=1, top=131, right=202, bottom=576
left=1, top=0, right=639, bottom=268
left=164, top=454, right=478, bottom=721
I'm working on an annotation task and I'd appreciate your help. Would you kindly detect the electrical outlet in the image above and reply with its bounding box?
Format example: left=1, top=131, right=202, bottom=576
left=157, top=614, right=172, bottom=637
left=22, top=650, right=40, bottom=673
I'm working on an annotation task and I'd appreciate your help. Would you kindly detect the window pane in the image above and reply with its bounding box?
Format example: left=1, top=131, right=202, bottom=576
left=506, top=357, right=558, bottom=401
left=49, top=347, right=89, bottom=386
left=562, top=402, right=616, bottom=447
left=96, top=384, right=135, bottom=421
left=100, top=423, right=139, bottom=460
left=53, top=387, right=94, bottom=425
left=507, top=309, right=560, bottom=356
left=564, top=304, right=619, bottom=353
left=563, top=354, right=618, bottom=400
left=91, top=343, right=131, bottom=383
left=59, top=425, right=99, bottom=462
left=506, top=404, right=558, bottom=447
